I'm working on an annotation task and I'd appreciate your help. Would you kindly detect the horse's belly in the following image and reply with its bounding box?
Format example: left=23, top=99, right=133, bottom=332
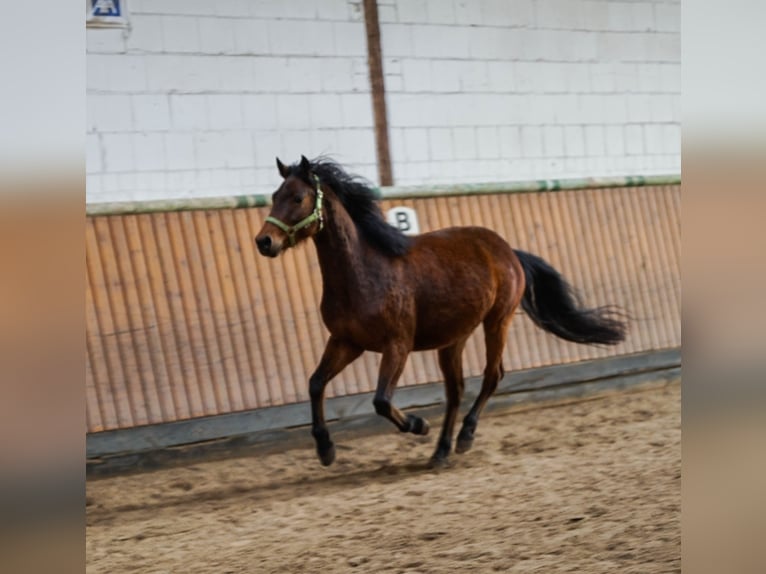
left=323, top=312, right=403, bottom=353
left=412, top=297, right=490, bottom=350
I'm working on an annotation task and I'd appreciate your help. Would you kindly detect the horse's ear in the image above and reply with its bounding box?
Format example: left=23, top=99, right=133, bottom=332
left=276, top=157, right=289, bottom=179
left=300, top=155, right=312, bottom=175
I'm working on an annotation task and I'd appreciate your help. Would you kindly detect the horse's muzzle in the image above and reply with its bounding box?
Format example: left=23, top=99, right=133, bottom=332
left=255, top=234, right=280, bottom=257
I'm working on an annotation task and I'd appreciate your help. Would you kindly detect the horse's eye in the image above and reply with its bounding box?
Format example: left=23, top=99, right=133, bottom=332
left=294, top=195, right=304, bottom=204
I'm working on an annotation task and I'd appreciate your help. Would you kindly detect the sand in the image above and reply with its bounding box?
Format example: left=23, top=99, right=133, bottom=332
left=86, top=381, right=680, bottom=573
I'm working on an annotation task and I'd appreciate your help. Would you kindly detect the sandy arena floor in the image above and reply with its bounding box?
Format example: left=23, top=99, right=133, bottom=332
left=86, top=381, right=680, bottom=573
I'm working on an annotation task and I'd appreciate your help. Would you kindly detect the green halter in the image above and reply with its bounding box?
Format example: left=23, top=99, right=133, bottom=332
left=265, top=175, right=324, bottom=247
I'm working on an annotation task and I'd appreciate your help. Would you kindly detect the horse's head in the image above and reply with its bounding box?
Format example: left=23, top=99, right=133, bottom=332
left=255, top=155, right=324, bottom=257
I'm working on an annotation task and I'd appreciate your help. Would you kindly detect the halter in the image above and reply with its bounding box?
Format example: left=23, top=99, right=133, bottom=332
left=265, top=174, right=324, bottom=247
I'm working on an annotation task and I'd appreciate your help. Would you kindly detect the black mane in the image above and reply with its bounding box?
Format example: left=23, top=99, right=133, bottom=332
left=287, top=157, right=412, bottom=257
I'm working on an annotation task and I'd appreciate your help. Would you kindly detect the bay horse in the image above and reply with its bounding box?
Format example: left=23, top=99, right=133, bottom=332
left=255, top=156, right=626, bottom=468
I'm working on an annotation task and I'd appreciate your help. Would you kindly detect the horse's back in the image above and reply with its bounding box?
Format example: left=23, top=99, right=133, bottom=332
left=412, top=226, right=516, bottom=267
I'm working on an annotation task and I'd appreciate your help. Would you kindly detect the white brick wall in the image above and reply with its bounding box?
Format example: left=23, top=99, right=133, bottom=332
left=87, top=0, right=680, bottom=203
left=87, top=0, right=375, bottom=202
left=382, top=0, right=681, bottom=185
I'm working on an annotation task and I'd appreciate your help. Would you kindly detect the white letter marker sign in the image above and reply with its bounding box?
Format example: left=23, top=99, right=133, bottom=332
left=386, top=206, right=420, bottom=235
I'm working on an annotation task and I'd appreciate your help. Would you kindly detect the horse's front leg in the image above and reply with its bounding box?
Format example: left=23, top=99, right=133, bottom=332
left=372, top=344, right=430, bottom=436
left=309, top=337, right=363, bottom=466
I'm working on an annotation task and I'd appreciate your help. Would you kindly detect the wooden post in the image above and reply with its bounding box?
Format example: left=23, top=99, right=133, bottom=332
left=362, top=0, right=393, bottom=186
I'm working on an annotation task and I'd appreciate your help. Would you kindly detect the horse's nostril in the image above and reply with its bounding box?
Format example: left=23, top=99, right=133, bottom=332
left=256, top=236, right=272, bottom=252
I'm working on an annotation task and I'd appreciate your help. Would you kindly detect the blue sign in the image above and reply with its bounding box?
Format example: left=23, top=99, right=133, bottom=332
left=91, top=0, right=121, bottom=17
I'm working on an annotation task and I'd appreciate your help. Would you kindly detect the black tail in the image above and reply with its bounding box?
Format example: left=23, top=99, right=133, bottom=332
left=514, top=250, right=627, bottom=345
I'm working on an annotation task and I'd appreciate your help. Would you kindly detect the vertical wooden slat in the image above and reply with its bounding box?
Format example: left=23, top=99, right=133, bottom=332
left=86, top=288, right=108, bottom=431
left=95, top=217, right=149, bottom=426
left=616, top=189, right=652, bottom=353
left=610, top=189, right=650, bottom=352
left=645, top=188, right=681, bottom=344
left=193, top=211, right=244, bottom=411
left=153, top=212, right=206, bottom=418
left=85, top=341, right=101, bottom=432
left=614, top=189, right=664, bottom=350
left=217, top=209, right=262, bottom=409
left=233, top=209, right=281, bottom=407
left=626, top=187, right=670, bottom=351
left=112, top=216, right=166, bottom=423
left=664, top=186, right=682, bottom=263
left=657, top=187, right=682, bottom=342
left=87, top=220, right=129, bottom=429
left=244, top=209, right=289, bottom=406
left=578, top=190, right=621, bottom=361
left=202, top=211, right=251, bottom=411
left=169, top=212, right=227, bottom=413
left=625, top=189, right=672, bottom=349
left=645, top=187, right=677, bottom=348
left=123, top=215, right=179, bottom=423
left=138, top=214, right=190, bottom=420
left=592, top=190, right=639, bottom=356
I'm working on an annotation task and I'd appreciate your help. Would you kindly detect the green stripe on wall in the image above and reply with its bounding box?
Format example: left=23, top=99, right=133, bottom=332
left=86, top=173, right=681, bottom=217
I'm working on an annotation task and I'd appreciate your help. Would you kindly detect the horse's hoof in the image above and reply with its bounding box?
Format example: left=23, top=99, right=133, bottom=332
left=428, top=455, right=450, bottom=470
left=317, top=443, right=336, bottom=466
left=409, top=415, right=430, bottom=436
left=455, top=436, right=474, bottom=454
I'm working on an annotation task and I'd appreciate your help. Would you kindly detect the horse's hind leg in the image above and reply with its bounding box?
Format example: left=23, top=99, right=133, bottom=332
left=431, top=339, right=468, bottom=467
left=309, top=337, right=363, bottom=466
left=456, top=318, right=509, bottom=453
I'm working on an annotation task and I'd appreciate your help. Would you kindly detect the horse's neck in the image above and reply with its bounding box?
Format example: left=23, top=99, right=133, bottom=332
left=312, top=200, right=376, bottom=298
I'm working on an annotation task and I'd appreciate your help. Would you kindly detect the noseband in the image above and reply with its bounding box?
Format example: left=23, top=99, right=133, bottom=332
left=265, top=175, right=324, bottom=247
